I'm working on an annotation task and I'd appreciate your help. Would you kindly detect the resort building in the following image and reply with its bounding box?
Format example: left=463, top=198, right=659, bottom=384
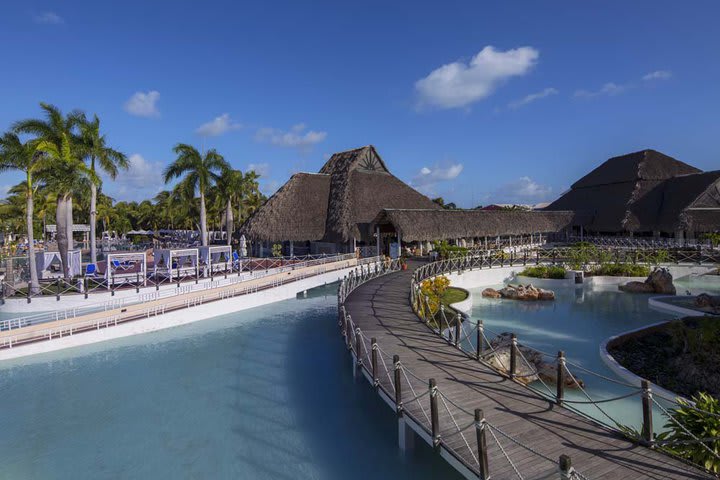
left=545, top=149, right=720, bottom=239
left=240, top=145, right=574, bottom=255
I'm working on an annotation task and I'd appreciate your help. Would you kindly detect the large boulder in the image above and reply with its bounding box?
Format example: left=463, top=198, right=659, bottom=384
left=619, top=281, right=656, bottom=294
left=647, top=268, right=676, bottom=295
left=486, top=333, right=583, bottom=387
left=482, top=288, right=502, bottom=299
left=619, top=268, right=676, bottom=295
left=695, top=293, right=720, bottom=309
left=497, top=284, right=554, bottom=301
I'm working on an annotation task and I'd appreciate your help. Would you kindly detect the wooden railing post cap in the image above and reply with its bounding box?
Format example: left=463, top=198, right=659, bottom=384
left=559, top=454, right=572, bottom=471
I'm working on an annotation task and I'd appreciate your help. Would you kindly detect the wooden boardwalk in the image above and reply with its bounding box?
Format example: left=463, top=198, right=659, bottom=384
left=342, top=262, right=708, bottom=479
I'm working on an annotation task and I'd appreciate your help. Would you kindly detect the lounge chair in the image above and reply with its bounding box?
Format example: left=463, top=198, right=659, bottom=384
left=111, top=259, right=132, bottom=271
left=85, top=263, right=98, bottom=277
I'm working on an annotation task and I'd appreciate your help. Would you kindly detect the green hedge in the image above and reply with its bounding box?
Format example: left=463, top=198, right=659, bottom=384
left=519, top=265, right=567, bottom=279
left=592, top=263, right=650, bottom=277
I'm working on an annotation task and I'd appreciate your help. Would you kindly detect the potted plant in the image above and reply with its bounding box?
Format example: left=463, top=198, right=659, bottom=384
left=400, top=257, right=408, bottom=270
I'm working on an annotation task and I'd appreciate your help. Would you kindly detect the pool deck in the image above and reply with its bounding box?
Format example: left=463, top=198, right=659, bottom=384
left=343, top=262, right=709, bottom=479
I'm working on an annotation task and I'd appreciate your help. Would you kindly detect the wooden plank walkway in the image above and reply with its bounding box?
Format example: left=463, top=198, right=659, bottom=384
left=343, top=262, right=708, bottom=479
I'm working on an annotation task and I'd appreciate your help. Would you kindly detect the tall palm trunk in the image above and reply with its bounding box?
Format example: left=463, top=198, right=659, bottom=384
left=199, top=190, right=208, bottom=246
left=56, top=195, right=70, bottom=279
left=26, top=190, right=40, bottom=294
left=66, top=196, right=74, bottom=255
left=225, top=199, right=233, bottom=246
left=90, top=181, right=97, bottom=264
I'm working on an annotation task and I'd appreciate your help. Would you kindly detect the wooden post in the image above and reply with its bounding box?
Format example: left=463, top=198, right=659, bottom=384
left=84, top=276, right=88, bottom=299
left=641, top=379, right=654, bottom=445
left=556, top=351, right=565, bottom=406
left=510, top=333, right=517, bottom=379
left=394, top=355, right=402, bottom=413
left=559, top=454, right=573, bottom=479
left=429, top=378, right=440, bottom=448
left=136, top=272, right=140, bottom=293
left=56, top=278, right=61, bottom=301
left=371, top=338, right=378, bottom=387
left=355, top=328, right=363, bottom=367
left=475, top=409, right=490, bottom=480
left=454, top=313, right=462, bottom=348
left=476, top=320, right=483, bottom=360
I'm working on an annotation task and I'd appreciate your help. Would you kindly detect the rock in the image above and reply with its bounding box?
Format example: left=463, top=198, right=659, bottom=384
left=619, top=268, right=676, bottom=295
left=646, top=268, right=676, bottom=295
left=497, top=284, right=554, bottom=301
left=486, top=333, right=583, bottom=387
left=482, top=288, right=502, bottom=299
left=619, top=281, right=656, bottom=294
left=695, top=293, right=720, bottom=309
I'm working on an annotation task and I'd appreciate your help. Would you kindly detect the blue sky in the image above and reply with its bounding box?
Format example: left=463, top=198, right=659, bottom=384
left=1, top=1, right=719, bottom=207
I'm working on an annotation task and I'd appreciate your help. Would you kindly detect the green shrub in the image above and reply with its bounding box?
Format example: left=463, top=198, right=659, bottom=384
left=519, top=265, right=567, bottom=279
left=432, top=240, right=468, bottom=259
left=271, top=243, right=283, bottom=257
left=592, top=263, right=650, bottom=277
left=657, top=393, right=720, bottom=473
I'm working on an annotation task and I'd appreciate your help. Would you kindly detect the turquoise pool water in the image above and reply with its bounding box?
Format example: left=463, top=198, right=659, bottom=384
left=468, top=276, right=720, bottom=430
left=0, top=286, right=460, bottom=480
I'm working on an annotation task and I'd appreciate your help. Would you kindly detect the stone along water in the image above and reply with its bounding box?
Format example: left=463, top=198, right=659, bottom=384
left=0, top=285, right=460, bottom=479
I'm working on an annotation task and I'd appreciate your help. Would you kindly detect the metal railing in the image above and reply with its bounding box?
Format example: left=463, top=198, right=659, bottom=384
left=0, top=254, right=377, bottom=345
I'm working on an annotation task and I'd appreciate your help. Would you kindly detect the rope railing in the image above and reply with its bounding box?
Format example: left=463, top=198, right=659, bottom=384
left=410, top=255, right=720, bottom=477
left=338, top=261, right=589, bottom=479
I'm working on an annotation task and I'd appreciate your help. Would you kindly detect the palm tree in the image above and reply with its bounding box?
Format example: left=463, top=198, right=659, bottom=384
left=77, top=114, right=128, bottom=265
left=35, top=132, right=96, bottom=279
left=14, top=103, right=86, bottom=278
left=0, top=132, right=47, bottom=294
left=240, top=170, right=263, bottom=222
left=214, top=168, right=245, bottom=245
left=163, top=144, right=228, bottom=246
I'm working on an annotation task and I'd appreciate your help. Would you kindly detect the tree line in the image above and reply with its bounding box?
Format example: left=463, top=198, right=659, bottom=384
left=0, top=103, right=264, bottom=293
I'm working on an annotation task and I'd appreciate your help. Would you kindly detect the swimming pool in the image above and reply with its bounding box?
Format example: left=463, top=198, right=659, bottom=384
left=0, top=285, right=460, bottom=479
left=467, top=276, right=720, bottom=430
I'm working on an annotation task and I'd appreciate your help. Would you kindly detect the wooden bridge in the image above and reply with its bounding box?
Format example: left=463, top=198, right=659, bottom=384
left=339, top=260, right=709, bottom=479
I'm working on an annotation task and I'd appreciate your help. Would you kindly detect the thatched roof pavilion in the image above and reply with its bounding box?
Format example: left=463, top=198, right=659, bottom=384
left=240, top=146, right=440, bottom=244
left=370, top=209, right=575, bottom=242
left=545, top=149, right=720, bottom=236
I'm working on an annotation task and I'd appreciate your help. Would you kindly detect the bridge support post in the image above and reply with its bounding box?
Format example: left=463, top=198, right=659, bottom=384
left=476, top=320, right=483, bottom=360
left=429, top=378, right=440, bottom=449
left=510, top=334, right=517, bottom=380
left=371, top=338, right=378, bottom=387
left=556, top=351, right=565, bottom=406
left=475, top=409, right=490, bottom=480
left=395, top=355, right=414, bottom=451
left=454, top=314, right=461, bottom=348
left=559, top=454, right=573, bottom=479
left=353, top=327, right=362, bottom=378
left=641, top=379, right=654, bottom=446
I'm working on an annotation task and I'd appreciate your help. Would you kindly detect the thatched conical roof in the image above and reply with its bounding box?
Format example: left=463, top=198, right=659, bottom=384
left=546, top=149, right=703, bottom=232
left=370, top=209, right=575, bottom=242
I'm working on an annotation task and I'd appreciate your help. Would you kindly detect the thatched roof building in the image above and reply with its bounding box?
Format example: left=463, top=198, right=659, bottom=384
left=545, top=149, right=720, bottom=235
left=241, top=146, right=440, bottom=244
left=370, top=209, right=575, bottom=242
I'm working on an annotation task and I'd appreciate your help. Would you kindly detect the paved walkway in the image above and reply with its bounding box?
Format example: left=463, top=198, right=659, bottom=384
left=343, top=262, right=707, bottom=479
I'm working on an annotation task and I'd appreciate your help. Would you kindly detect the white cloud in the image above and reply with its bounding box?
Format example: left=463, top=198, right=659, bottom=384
left=0, top=185, right=10, bottom=198
left=195, top=113, right=242, bottom=137
left=508, top=87, right=558, bottom=109
left=415, top=46, right=539, bottom=109
left=411, top=163, right=464, bottom=196
left=255, top=123, right=327, bottom=150
left=246, top=163, right=270, bottom=177
left=491, top=176, right=553, bottom=204
left=34, top=12, right=64, bottom=24
left=108, top=154, right=165, bottom=200
left=574, top=82, right=628, bottom=98
left=261, top=180, right=281, bottom=196
left=124, top=91, right=160, bottom=117
left=643, top=70, right=672, bottom=81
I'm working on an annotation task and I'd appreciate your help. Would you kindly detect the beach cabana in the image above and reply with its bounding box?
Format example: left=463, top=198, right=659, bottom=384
left=153, top=248, right=199, bottom=279
left=106, top=252, right=147, bottom=284
left=35, top=250, right=82, bottom=280
left=199, top=245, right=232, bottom=276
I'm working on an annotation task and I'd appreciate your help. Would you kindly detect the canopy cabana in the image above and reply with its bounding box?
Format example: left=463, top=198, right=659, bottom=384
left=153, top=248, right=199, bottom=279
left=35, top=250, right=82, bottom=280
left=199, top=245, right=232, bottom=276
left=106, top=252, right=147, bottom=284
